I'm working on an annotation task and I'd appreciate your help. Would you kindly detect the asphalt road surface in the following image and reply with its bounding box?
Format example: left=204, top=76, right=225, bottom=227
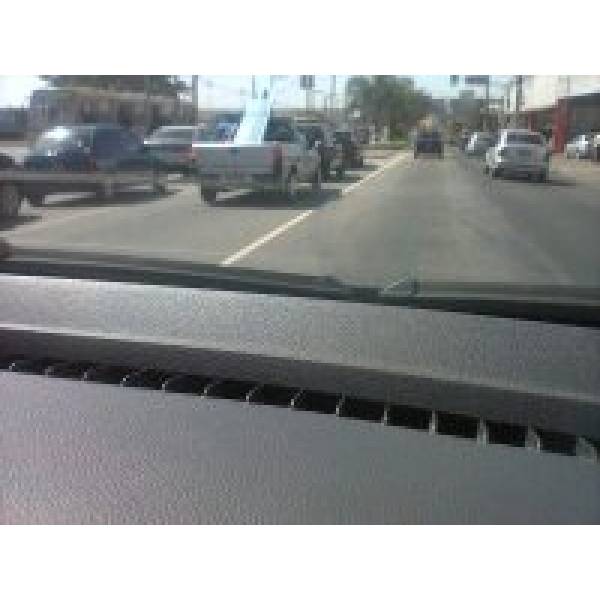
left=3, top=149, right=600, bottom=288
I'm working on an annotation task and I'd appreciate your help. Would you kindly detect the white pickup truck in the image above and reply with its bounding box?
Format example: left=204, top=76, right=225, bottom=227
left=193, top=117, right=321, bottom=203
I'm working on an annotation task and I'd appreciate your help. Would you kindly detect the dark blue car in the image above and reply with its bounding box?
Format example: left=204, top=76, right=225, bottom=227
left=23, top=124, right=160, bottom=205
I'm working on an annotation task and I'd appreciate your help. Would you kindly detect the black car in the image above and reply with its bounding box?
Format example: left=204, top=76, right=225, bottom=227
left=23, top=124, right=159, bottom=205
left=296, top=122, right=344, bottom=180
left=334, top=130, right=365, bottom=169
left=414, top=129, right=443, bottom=158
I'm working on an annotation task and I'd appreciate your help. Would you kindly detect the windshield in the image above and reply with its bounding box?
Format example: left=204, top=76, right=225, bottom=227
left=297, top=125, right=324, bottom=142
left=149, top=127, right=197, bottom=141
left=506, top=132, right=544, bottom=145
left=2, top=73, right=600, bottom=308
left=33, top=126, right=93, bottom=151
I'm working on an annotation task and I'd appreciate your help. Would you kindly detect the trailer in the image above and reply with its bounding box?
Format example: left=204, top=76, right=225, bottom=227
left=0, top=168, right=168, bottom=218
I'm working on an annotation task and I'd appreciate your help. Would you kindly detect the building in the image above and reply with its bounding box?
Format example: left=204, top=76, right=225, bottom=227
left=503, top=76, right=600, bottom=151
left=28, top=87, right=195, bottom=137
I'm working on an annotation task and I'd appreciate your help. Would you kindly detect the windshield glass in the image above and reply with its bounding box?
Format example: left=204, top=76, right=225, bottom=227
left=33, top=126, right=93, bottom=151
left=149, top=128, right=197, bottom=141
left=506, top=132, right=543, bottom=145
left=2, top=73, right=599, bottom=305
left=297, top=125, right=324, bottom=142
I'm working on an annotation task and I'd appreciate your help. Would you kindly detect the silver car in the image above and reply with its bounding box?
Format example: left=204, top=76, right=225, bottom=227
left=485, top=129, right=550, bottom=181
left=564, top=133, right=594, bottom=159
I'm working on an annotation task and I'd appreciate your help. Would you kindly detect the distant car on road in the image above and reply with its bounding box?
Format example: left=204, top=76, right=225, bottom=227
left=22, top=124, right=164, bottom=205
left=144, top=125, right=208, bottom=174
left=414, top=129, right=443, bottom=158
left=334, top=129, right=364, bottom=168
left=296, top=121, right=344, bottom=180
left=465, top=132, right=496, bottom=157
left=564, top=133, right=595, bottom=159
left=485, top=129, right=550, bottom=182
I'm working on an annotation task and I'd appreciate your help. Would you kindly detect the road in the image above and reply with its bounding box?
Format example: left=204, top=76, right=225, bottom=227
left=2, top=149, right=600, bottom=288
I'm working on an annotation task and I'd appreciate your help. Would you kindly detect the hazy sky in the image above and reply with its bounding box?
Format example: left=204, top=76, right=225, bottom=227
left=0, top=75, right=503, bottom=108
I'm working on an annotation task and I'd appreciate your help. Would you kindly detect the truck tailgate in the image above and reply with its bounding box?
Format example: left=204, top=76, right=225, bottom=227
left=194, top=143, right=276, bottom=176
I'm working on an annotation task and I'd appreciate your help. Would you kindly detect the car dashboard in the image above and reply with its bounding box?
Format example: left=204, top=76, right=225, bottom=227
left=1, top=273, right=599, bottom=523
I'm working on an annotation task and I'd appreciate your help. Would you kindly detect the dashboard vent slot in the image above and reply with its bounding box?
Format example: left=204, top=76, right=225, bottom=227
left=83, top=365, right=133, bottom=385
left=1, top=354, right=598, bottom=465
left=250, top=384, right=299, bottom=407
left=538, top=430, right=577, bottom=456
left=205, top=379, right=259, bottom=401
left=44, top=362, right=91, bottom=379
left=121, top=369, right=169, bottom=390
left=339, top=397, right=385, bottom=422
left=386, top=404, right=431, bottom=431
left=8, top=358, right=55, bottom=375
left=162, top=374, right=212, bottom=395
left=436, top=411, right=479, bottom=439
left=486, top=421, right=528, bottom=447
left=293, top=390, right=341, bottom=415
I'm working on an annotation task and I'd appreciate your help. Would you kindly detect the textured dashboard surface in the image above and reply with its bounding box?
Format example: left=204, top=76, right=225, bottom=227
left=2, top=374, right=600, bottom=524
left=1, top=275, right=599, bottom=438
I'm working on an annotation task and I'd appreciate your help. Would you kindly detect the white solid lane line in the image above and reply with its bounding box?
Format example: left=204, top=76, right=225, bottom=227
left=220, top=209, right=314, bottom=266
left=341, top=152, right=409, bottom=195
left=220, top=152, right=409, bottom=266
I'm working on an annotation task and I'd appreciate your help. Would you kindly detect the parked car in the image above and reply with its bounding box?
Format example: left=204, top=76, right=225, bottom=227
left=465, top=131, right=496, bottom=157
left=193, top=116, right=321, bottom=203
left=0, top=151, right=24, bottom=218
left=564, top=133, right=594, bottom=159
left=296, top=120, right=344, bottom=180
left=144, top=125, right=208, bottom=174
left=334, top=129, right=364, bottom=168
left=485, top=129, right=550, bottom=181
left=23, top=124, right=165, bottom=205
left=414, top=129, right=443, bottom=158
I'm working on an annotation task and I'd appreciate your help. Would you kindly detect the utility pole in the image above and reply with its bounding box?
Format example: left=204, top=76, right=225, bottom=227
left=144, top=75, right=151, bottom=134
left=191, top=75, right=198, bottom=124
left=485, top=76, right=490, bottom=131
left=330, top=75, right=336, bottom=120
left=251, top=76, right=256, bottom=99
left=515, top=75, right=523, bottom=128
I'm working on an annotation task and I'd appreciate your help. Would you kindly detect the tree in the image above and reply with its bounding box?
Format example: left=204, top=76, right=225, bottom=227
left=346, top=75, right=432, bottom=136
left=40, top=75, right=187, bottom=97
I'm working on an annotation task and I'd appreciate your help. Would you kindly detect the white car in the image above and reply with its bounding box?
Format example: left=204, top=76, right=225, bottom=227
left=485, top=129, right=550, bottom=182
left=564, top=133, right=594, bottom=159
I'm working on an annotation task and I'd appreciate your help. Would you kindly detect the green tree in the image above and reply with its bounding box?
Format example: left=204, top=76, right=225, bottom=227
left=40, top=75, right=187, bottom=97
left=346, top=75, right=432, bottom=136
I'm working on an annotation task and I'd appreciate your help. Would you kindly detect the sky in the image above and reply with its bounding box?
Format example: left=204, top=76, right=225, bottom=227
left=0, top=75, right=505, bottom=108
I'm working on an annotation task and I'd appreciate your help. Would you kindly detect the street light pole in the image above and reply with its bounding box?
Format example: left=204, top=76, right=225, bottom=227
left=191, top=75, right=198, bottom=124
left=515, top=75, right=523, bottom=128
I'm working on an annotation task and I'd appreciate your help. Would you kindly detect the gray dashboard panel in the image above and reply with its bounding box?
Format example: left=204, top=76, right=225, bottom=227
left=0, top=275, right=599, bottom=438
left=2, top=374, right=599, bottom=524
